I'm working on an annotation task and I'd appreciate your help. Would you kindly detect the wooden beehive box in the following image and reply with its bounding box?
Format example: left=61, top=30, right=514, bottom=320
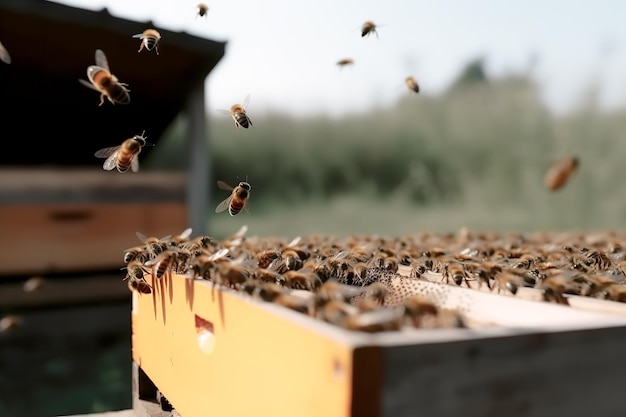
left=131, top=260, right=626, bottom=417
left=0, top=169, right=187, bottom=276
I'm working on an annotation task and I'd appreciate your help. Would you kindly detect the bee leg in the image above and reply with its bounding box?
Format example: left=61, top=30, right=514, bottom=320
left=99, top=94, right=105, bottom=106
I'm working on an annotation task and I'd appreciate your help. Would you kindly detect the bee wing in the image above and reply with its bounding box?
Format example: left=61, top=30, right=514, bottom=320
left=215, top=195, right=233, bottom=213
left=242, top=93, right=251, bottom=109
left=79, top=78, right=99, bottom=91
left=209, top=248, right=230, bottom=262
left=94, top=145, right=120, bottom=158
left=132, top=33, right=144, bottom=39
left=102, top=151, right=121, bottom=171
left=94, top=49, right=110, bottom=72
left=217, top=109, right=232, bottom=116
left=217, top=180, right=234, bottom=191
left=131, top=155, right=140, bottom=172
left=177, top=227, right=193, bottom=240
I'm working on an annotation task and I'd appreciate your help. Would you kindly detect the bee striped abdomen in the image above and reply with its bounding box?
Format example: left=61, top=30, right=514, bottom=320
left=229, top=199, right=245, bottom=216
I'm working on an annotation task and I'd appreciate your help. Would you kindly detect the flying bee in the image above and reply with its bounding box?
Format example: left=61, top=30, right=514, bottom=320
left=94, top=132, right=150, bottom=173
left=196, top=3, right=209, bottom=18
left=215, top=180, right=251, bottom=216
left=405, top=76, right=419, bottom=93
left=23, top=276, right=45, bottom=292
left=0, top=40, right=11, bottom=64
left=544, top=155, right=579, bottom=191
left=0, top=315, right=23, bottom=333
left=132, top=29, right=162, bottom=55
left=360, top=20, right=379, bottom=38
left=123, top=260, right=152, bottom=294
left=79, top=49, right=130, bottom=106
left=218, top=94, right=253, bottom=132
left=336, top=58, right=354, bottom=67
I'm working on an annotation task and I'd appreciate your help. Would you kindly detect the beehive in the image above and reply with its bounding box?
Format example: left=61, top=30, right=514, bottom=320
left=130, top=229, right=626, bottom=417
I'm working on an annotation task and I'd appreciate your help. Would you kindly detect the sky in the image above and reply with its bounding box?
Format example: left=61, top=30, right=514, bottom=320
left=52, top=0, right=626, bottom=118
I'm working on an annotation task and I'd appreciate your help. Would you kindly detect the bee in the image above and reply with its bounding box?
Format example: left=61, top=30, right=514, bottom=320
left=23, top=276, right=45, bottom=292
left=539, top=274, right=577, bottom=305
left=363, top=281, right=390, bottom=305
left=401, top=295, right=439, bottom=327
left=215, top=180, right=252, bottom=216
left=493, top=272, right=526, bottom=295
left=316, top=279, right=366, bottom=308
left=145, top=250, right=180, bottom=280
left=283, top=269, right=323, bottom=291
left=132, top=29, right=162, bottom=55
left=336, top=58, right=354, bottom=67
left=274, top=293, right=314, bottom=315
left=256, top=248, right=282, bottom=269
left=254, top=267, right=286, bottom=286
left=216, top=256, right=254, bottom=288
left=360, top=20, right=378, bottom=38
left=544, top=155, right=579, bottom=191
left=352, top=262, right=369, bottom=284
left=94, top=132, right=150, bottom=173
left=405, top=76, right=419, bottom=93
left=136, top=231, right=172, bottom=259
left=585, top=251, right=613, bottom=271
left=123, top=260, right=152, bottom=294
left=219, top=94, right=253, bottom=132
left=123, top=245, right=150, bottom=264
left=0, top=40, right=11, bottom=64
left=196, top=3, right=209, bottom=18
left=344, top=307, right=402, bottom=333
left=443, top=261, right=468, bottom=286
left=79, top=49, right=130, bottom=106
left=168, top=227, right=194, bottom=247
left=189, top=248, right=230, bottom=280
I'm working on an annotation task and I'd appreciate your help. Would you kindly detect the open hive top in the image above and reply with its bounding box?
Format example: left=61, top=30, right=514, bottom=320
left=124, top=226, right=626, bottom=333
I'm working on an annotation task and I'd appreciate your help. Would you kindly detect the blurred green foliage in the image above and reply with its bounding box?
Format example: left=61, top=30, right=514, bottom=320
left=145, top=62, right=626, bottom=236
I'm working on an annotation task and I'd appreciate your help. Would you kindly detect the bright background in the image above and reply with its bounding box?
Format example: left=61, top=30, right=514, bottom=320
left=52, top=0, right=626, bottom=118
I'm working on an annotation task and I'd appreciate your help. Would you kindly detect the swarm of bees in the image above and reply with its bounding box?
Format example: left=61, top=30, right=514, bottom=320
left=123, top=226, right=626, bottom=333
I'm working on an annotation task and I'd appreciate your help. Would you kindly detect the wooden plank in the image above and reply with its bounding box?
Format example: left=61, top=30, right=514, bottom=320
left=132, top=272, right=355, bottom=417
left=0, top=202, right=187, bottom=276
left=131, top=271, right=626, bottom=417
left=381, top=325, right=626, bottom=417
